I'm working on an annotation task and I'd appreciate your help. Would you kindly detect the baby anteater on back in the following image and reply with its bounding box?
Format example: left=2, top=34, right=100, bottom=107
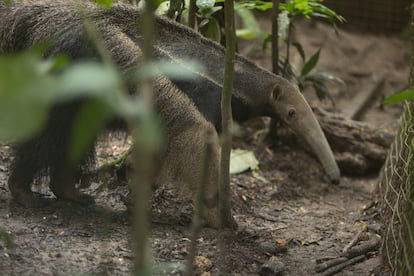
left=0, top=0, right=235, bottom=228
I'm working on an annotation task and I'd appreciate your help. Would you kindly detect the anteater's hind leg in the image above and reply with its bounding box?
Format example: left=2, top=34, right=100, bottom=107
left=8, top=101, right=95, bottom=207
left=49, top=155, right=95, bottom=205
left=8, top=142, right=49, bottom=208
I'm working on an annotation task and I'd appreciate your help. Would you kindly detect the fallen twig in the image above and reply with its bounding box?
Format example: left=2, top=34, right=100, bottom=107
left=320, top=255, right=365, bottom=276
left=342, top=228, right=367, bottom=253
left=315, top=235, right=380, bottom=274
left=342, top=236, right=380, bottom=259
left=315, top=257, right=348, bottom=273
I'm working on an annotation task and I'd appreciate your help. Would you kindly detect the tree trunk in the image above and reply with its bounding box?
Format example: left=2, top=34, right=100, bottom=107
left=378, top=101, right=414, bottom=274
left=314, top=108, right=395, bottom=175
left=378, top=2, right=414, bottom=274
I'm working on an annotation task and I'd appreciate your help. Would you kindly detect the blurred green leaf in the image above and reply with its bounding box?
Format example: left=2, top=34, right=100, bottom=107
left=301, top=48, right=320, bottom=76
left=131, top=108, right=163, bottom=152
left=279, top=0, right=345, bottom=23
left=262, top=34, right=272, bottom=51
left=129, top=60, right=204, bottom=82
left=200, top=17, right=221, bottom=42
left=308, top=2, right=345, bottom=23
left=383, top=89, right=414, bottom=104
left=196, top=0, right=215, bottom=14
left=312, top=79, right=335, bottom=108
left=0, top=50, right=56, bottom=142
left=235, top=2, right=264, bottom=40
left=0, top=229, right=13, bottom=250
left=155, top=1, right=170, bottom=16
left=69, top=99, right=112, bottom=163
left=57, top=62, right=121, bottom=102
left=315, top=71, right=344, bottom=84
left=237, top=0, right=272, bottom=11
left=38, top=54, right=70, bottom=74
left=293, top=42, right=305, bottom=62
left=236, top=29, right=257, bottom=39
left=0, top=50, right=124, bottom=144
left=306, top=71, right=344, bottom=85
left=95, top=0, right=113, bottom=9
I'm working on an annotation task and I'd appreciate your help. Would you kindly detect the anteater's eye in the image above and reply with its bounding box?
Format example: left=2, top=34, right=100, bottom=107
left=287, top=108, right=296, bottom=119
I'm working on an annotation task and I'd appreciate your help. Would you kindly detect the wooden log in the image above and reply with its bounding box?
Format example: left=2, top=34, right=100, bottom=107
left=313, top=107, right=395, bottom=175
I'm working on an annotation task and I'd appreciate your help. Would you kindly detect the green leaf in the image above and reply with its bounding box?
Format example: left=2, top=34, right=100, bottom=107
left=235, top=2, right=264, bottom=40
left=0, top=90, right=50, bottom=142
left=0, top=50, right=56, bottom=142
left=0, top=229, right=13, bottom=250
left=37, top=54, right=70, bottom=74
left=57, top=62, right=121, bottom=102
left=262, top=33, right=272, bottom=51
left=128, top=60, right=204, bottom=82
left=308, top=2, right=345, bottom=23
left=68, top=99, right=112, bottom=164
left=292, top=42, right=305, bottom=62
left=200, top=17, right=221, bottom=43
left=95, top=0, right=113, bottom=9
left=383, top=88, right=414, bottom=105
left=279, top=0, right=345, bottom=24
left=312, top=80, right=335, bottom=109
left=196, top=0, right=215, bottom=15
left=236, top=29, right=257, bottom=39
left=316, top=71, right=345, bottom=84
left=239, top=0, right=272, bottom=11
left=132, top=109, right=163, bottom=153
left=301, top=48, right=320, bottom=76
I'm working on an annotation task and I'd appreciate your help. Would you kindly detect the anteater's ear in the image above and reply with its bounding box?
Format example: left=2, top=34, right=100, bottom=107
left=271, top=84, right=282, bottom=102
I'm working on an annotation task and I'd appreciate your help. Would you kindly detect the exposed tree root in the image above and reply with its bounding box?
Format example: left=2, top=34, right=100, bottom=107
left=314, top=108, right=395, bottom=175
left=315, top=233, right=380, bottom=275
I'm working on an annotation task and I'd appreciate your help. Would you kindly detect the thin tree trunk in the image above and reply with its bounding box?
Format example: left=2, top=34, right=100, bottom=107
left=219, top=0, right=236, bottom=230
left=271, top=0, right=279, bottom=75
left=218, top=0, right=236, bottom=272
left=132, top=0, right=157, bottom=272
left=167, top=0, right=183, bottom=19
left=269, top=0, right=280, bottom=144
left=188, top=0, right=197, bottom=29
left=379, top=2, right=414, bottom=274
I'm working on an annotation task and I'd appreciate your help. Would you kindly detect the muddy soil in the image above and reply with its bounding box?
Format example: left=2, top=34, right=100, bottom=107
left=0, top=19, right=410, bottom=275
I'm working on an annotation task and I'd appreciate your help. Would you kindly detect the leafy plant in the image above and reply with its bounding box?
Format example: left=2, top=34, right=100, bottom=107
left=383, top=88, right=414, bottom=104
left=282, top=44, right=344, bottom=108
left=273, top=0, right=344, bottom=107
left=173, top=0, right=345, bottom=106
left=279, top=0, right=344, bottom=24
left=195, top=0, right=223, bottom=42
left=197, top=0, right=342, bottom=107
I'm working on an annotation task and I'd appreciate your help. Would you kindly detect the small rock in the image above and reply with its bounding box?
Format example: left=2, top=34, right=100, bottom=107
left=259, top=241, right=276, bottom=253
left=163, top=262, right=187, bottom=275
left=359, top=231, right=370, bottom=241
left=194, top=255, right=213, bottom=271
left=258, top=259, right=286, bottom=276
left=259, top=239, right=288, bottom=254
left=274, top=239, right=288, bottom=253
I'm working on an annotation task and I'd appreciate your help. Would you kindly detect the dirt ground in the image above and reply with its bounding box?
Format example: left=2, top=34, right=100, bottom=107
left=0, top=18, right=410, bottom=275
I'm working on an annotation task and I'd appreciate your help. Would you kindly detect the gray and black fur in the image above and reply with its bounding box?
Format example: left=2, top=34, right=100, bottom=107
left=0, top=0, right=236, bottom=228
left=0, top=0, right=340, bottom=228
